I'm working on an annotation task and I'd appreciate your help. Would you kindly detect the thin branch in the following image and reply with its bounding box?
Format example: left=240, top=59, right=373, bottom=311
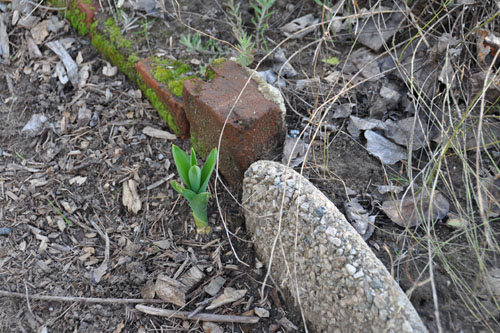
left=136, top=304, right=259, bottom=324
left=0, top=290, right=166, bottom=304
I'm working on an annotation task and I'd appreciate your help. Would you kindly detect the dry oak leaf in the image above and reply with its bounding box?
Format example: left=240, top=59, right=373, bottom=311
left=381, top=191, right=449, bottom=228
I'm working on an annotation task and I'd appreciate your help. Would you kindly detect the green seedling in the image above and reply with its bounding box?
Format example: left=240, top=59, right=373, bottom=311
left=226, top=0, right=255, bottom=66
left=170, top=145, right=217, bottom=234
left=251, top=0, right=275, bottom=51
left=180, top=33, right=220, bottom=54
left=48, top=199, right=72, bottom=226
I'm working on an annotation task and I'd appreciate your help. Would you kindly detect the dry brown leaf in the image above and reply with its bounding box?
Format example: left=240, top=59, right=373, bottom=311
left=122, top=179, right=141, bottom=214
left=381, top=191, right=449, bottom=227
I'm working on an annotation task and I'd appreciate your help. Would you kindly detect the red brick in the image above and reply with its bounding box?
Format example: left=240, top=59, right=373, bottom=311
left=183, top=60, right=285, bottom=188
left=136, top=59, right=190, bottom=138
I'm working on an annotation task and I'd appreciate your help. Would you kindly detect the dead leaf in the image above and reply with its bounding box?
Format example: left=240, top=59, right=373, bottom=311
left=113, top=322, right=125, bottom=333
left=384, top=117, right=428, bottom=151
left=206, top=287, right=247, bottom=310
left=282, top=136, right=307, bottom=167
left=280, top=14, right=318, bottom=39
left=381, top=190, right=449, bottom=227
left=61, top=200, right=77, bottom=214
left=365, top=130, right=407, bottom=165
left=356, top=5, right=405, bottom=52
left=122, top=179, right=142, bottom=214
left=141, top=280, right=156, bottom=299
left=155, top=274, right=187, bottom=306
left=344, top=198, right=376, bottom=240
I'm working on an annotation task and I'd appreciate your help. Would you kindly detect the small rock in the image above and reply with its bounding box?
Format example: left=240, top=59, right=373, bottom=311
left=254, top=307, right=270, bottom=318
left=346, top=264, right=356, bottom=276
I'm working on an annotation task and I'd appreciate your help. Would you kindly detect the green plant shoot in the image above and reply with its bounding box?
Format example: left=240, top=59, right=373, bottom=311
left=171, top=145, right=217, bottom=234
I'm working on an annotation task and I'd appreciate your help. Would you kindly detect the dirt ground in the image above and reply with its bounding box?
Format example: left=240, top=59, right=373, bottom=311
left=1, top=0, right=500, bottom=332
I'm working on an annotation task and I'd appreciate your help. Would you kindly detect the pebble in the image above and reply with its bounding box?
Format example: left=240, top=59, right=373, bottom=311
left=346, top=264, right=356, bottom=275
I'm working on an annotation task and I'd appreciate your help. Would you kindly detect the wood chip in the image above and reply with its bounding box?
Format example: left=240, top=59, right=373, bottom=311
left=0, top=14, right=9, bottom=63
left=142, top=126, right=176, bottom=140
left=154, top=274, right=187, bottom=307
left=122, top=179, right=142, bottom=214
left=30, top=20, right=48, bottom=44
left=46, top=40, right=79, bottom=88
left=206, top=287, right=247, bottom=310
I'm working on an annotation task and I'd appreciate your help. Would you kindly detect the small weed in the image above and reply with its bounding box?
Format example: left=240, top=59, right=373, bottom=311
left=48, top=199, right=72, bottom=226
left=250, top=0, right=275, bottom=51
left=225, top=0, right=255, bottom=66
left=180, top=33, right=221, bottom=54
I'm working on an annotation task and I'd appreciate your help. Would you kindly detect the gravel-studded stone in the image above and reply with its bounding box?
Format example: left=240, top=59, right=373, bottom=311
left=242, top=160, right=427, bottom=332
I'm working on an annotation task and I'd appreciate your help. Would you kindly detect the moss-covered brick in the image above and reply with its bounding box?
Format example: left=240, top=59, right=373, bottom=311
left=150, top=58, right=196, bottom=98
left=90, top=21, right=139, bottom=82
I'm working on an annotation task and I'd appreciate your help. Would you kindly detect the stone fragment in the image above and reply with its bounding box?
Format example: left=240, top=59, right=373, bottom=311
left=243, top=161, right=427, bottom=332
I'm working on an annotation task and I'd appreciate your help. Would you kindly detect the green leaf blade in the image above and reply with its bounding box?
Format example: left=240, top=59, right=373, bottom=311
left=189, top=192, right=210, bottom=231
left=171, top=180, right=196, bottom=202
left=188, top=165, right=202, bottom=193
left=200, top=148, right=217, bottom=193
left=190, top=147, right=197, bottom=166
left=172, top=145, right=191, bottom=189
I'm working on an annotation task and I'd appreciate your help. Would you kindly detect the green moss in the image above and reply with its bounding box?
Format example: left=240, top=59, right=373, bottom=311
left=137, top=80, right=180, bottom=134
left=66, top=8, right=89, bottom=36
left=211, top=57, right=226, bottom=68
left=205, top=58, right=226, bottom=81
left=90, top=28, right=136, bottom=81
left=104, top=17, right=133, bottom=49
left=128, top=54, right=140, bottom=64
left=151, top=58, right=196, bottom=97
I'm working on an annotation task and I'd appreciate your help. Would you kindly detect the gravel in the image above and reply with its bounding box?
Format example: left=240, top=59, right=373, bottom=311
left=242, top=160, right=427, bottom=332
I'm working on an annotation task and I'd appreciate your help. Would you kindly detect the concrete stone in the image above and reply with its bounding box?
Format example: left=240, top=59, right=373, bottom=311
left=136, top=58, right=190, bottom=138
left=243, top=160, right=428, bottom=332
left=183, top=59, right=285, bottom=188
